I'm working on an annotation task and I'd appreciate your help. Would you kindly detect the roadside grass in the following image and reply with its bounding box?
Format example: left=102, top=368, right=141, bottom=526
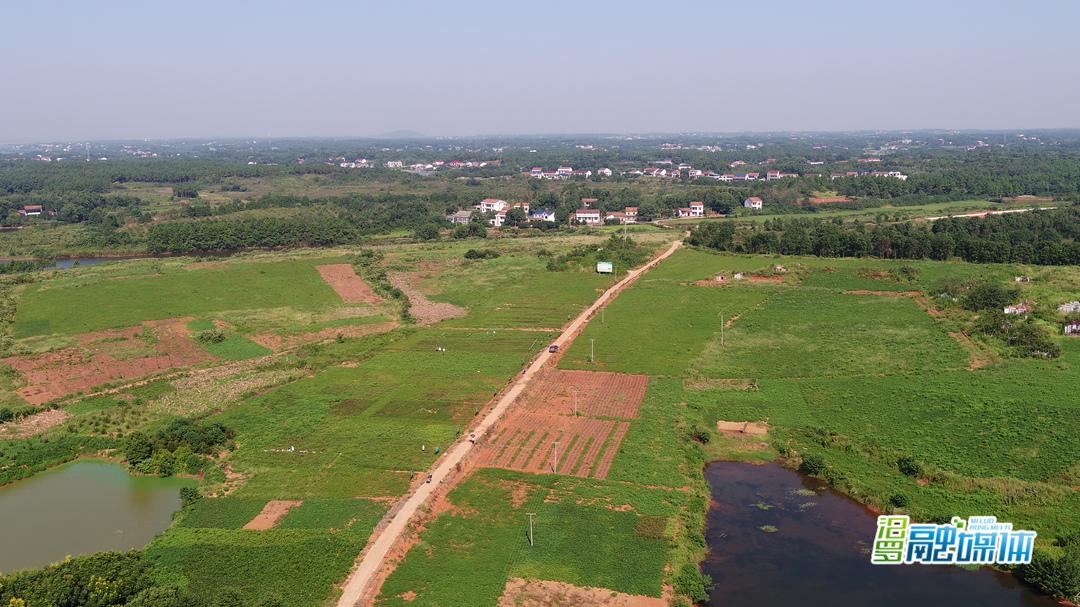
left=375, top=469, right=682, bottom=606
left=12, top=258, right=344, bottom=337
left=559, top=279, right=768, bottom=376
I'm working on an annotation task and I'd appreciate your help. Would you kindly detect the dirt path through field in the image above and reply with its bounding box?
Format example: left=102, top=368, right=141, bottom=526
left=317, top=264, right=383, bottom=304
left=243, top=499, right=302, bottom=530
left=335, top=238, right=683, bottom=607
left=388, top=272, right=466, bottom=325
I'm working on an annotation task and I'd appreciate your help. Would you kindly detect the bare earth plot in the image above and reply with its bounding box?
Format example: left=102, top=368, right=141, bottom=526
left=316, top=264, right=383, bottom=304
left=388, top=272, right=466, bottom=325
left=242, top=499, right=303, bottom=530
left=2, top=318, right=212, bottom=405
left=473, top=369, right=648, bottom=479
left=498, top=578, right=666, bottom=607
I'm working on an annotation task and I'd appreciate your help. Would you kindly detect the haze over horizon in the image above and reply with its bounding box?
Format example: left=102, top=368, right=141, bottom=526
left=3, top=0, right=1079, bottom=143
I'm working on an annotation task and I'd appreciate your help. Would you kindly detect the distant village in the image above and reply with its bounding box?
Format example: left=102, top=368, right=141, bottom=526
left=336, top=157, right=909, bottom=183
left=448, top=196, right=757, bottom=228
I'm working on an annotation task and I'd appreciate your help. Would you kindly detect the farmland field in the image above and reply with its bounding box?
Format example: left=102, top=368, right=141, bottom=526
left=378, top=244, right=1079, bottom=605
left=12, top=256, right=349, bottom=337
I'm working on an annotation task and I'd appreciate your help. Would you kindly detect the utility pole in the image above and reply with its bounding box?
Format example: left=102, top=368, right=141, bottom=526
left=552, top=441, right=559, bottom=474
left=526, top=512, right=536, bottom=546
left=590, top=339, right=595, bottom=363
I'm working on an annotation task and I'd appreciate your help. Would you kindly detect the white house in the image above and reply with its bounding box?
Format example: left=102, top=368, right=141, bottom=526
left=597, top=168, right=613, bottom=177
left=556, top=166, right=574, bottom=177
left=1004, top=300, right=1033, bottom=315
left=489, top=212, right=507, bottom=227
left=689, top=201, right=705, bottom=217
left=1057, top=301, right=1080, bottom=314
left=573, top=209, right=603, bottom=225
left=676, top=207, right=693, bottom=218
left=529, top=209, right=556, bottom=222
left=476, top=198, right=509, bottom=213
left=744, top=197, right=763, bottom=210
left=386, top=161, right=403, bottom=168
left=529, top=167, right=544, bottom=178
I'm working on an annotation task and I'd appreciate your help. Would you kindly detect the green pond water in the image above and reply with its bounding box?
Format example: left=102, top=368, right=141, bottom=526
left=0, top=460, right=191, bottom=573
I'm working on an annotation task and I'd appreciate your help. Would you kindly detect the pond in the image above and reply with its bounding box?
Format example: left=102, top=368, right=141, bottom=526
left=702, top=461, right=1055, bottom=606
left=0, top=460, right=190, bottom=573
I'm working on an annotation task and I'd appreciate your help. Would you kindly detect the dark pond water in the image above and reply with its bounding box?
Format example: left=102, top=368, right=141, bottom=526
left=0, top=460, right=190, bottom=573
left=702, top=461, right=1056, bottom=607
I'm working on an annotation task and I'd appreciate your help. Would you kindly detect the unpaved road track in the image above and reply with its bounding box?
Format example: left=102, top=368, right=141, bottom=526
left=335, top=239, right=683, bottom=607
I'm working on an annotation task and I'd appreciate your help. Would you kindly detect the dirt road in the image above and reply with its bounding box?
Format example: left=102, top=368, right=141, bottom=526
left=335, top=238, right=683, bottom=607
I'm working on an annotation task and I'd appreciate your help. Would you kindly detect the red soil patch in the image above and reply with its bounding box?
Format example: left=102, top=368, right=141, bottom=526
left=243, top=499, right=303, bottom=530
left=249, top=320, right=398, bottom=351
left=747, top=274, right=784, bottom=283
left=0, top=408, right=70, bottom=439
left=2, top=318, right=213, bottom=405
left=316, top=264, right=383, bottom=304
left=498, top=578, right=666, bottom=607
left=519, top=369, right=648, bottom=419
left=473, top=370, right=646, bottom=479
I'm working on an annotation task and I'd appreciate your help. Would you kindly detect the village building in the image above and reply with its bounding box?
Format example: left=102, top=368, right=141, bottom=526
left=1065, top=320, right=1080, bottom=336
left=476, top=198, right=509, bottom=213
left=1057, top=301, right=1080, bottom=314
left=1004, top=300, right=1034, bottom=315
left=581, top=198, right=598, bottom=208
left=744, top=197, right=764, bottom=210
left=624, top=207, right=639, bottom=222
left=596, top=168, right=613, bottom=177
left=573, top=209, right=603, bottom=225
left=556, top=166, right=574, bottom=177
left=20, top=204, right=43, bottom=217
left=529, top=209, right=556, bottom=222
left=447, top=210, right=473, bottom=225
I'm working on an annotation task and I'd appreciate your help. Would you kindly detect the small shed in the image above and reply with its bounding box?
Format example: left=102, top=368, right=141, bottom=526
left=596, top=261, right=613, bottom=274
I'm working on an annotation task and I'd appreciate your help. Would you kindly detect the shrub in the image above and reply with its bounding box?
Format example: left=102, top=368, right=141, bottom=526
left=689, top=426, right=711, bottom=444
left=963, top=282, right=1019, bottom=311
left=672, top=563, right=712, bottom=603
left=197, top=328, right=226, bottom=344
left=0, top=407, right=12, bottom=423
left=888, top=493, right=910, bottom=508
left=897, top=456, right=924, bottom=477
left=463, top=249, right=500, bottom=260
left=1021, top=550, right=1080, bottom=599
left=180, top=486, right=202, bottom=508
left=414, top=224, right=440, bottom=241
left=799, top=454, right=826, bottom=475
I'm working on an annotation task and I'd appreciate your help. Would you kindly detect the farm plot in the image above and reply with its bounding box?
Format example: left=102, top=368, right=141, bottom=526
left=474, top=370, right=648, bottom=479
left=12, top=257, right=343, bottom=337
left=518, top=369, right=649, bottom=418
left=475, top=413, right=629, bottom=479
left=316, top=263, right=382, bottom=304
left=2, top=318, right=212, bottom=404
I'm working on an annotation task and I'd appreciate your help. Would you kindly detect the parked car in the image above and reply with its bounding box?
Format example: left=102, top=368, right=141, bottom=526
left=548, top=344, right=559, bottom=353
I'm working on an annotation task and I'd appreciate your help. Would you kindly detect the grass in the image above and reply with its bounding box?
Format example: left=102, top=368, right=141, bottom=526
left=376, top=469, right=682, bottom=606
left=13, top=257, right=344, bottom=337
left=188, top=319, right=271, bottom=360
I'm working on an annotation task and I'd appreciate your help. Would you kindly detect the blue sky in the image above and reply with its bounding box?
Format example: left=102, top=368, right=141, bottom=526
left=2, top=0, right=1079, bottom=141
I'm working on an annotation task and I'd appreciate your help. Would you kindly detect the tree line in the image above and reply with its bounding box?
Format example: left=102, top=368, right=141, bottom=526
left=688, top=207, right=1080, bottom=265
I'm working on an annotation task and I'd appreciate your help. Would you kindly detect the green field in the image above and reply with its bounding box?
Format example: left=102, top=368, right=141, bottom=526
left=377, top=469, right=683, bottom=606
left=12, top=257, right=347, bottom=337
